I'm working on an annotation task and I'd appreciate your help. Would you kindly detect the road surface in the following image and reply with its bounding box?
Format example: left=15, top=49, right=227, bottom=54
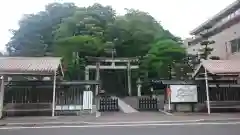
left=0, top=121, right=240, bottom=135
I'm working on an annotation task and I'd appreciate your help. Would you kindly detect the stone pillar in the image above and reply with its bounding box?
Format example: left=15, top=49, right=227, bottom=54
left=127, top=62, right=132, bottom=96
left=137, top=78, right=142, bottom=97
left=137, top=85, right=142, bottom=97
left=95, top=62, right=100, bottom=96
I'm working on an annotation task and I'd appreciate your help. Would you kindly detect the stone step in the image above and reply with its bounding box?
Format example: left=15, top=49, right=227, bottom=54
left=122, top=97, right=138, bottom=109
left=111, top=96, right=138, bottom=113
left=122, top=96, right=165, bottom=110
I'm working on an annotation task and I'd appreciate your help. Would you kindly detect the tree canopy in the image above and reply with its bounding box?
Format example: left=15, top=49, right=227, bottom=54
left=6, top=2, right=187, bottom=81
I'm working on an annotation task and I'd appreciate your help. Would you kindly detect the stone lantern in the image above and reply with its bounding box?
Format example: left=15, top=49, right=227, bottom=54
left=136, top=78, right=142, bottom=97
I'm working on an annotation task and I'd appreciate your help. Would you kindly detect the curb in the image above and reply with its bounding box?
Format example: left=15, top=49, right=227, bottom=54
left=158, top=109, right=173, bottom=116
left=1, top=118, right=240, bottom=127
left=0, top=113, right=240, bottom=127
left=198, top=118, right=240, bottom=122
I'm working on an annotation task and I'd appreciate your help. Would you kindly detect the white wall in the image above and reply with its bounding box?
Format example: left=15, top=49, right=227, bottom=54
left=187, top=21, right=240, bottom=60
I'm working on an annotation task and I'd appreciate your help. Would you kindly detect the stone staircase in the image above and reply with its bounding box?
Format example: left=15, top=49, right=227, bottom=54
left=122, top=96, right=139, bottom=109
left=122, top=96, right=165, bottom=110
left=111, top=96, right=138, bottom=113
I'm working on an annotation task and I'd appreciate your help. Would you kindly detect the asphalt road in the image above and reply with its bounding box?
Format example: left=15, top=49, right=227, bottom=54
left=0, top=122, right=240, bottom=135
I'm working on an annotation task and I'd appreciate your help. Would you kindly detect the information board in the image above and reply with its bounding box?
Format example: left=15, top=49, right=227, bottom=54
left=170, top=85, right=198, bottom=103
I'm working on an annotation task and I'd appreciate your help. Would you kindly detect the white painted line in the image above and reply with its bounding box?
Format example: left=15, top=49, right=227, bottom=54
left=0, top=119, right=201, bottom=126
left=1, top=121, right=85, bottom=126
left=83, top=119, right=202, bottom=125
left=1, top=121, right=240, bottom=130
left=0, top=119, right=202, bottom=126
left=213, top=118, right=240, bottom=121
left=158, top=109, right=173, bottom=116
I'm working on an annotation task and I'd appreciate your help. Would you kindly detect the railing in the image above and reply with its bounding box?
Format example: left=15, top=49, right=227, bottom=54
left=138, top=97, right=158, bottom=111
left=98, top=97, right=119, bottom=112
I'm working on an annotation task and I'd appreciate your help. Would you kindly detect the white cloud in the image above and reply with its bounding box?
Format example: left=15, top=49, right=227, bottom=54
left=0, top=0, right=236, bottom=51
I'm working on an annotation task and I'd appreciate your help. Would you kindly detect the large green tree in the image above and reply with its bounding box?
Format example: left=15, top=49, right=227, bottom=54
left=142, top=39, right=185, bottom=79
left=111, top=9, right=181, bottom=57
left=6, top=2, right=77, bottom=56
left=6, top=2, right=185, bottom=83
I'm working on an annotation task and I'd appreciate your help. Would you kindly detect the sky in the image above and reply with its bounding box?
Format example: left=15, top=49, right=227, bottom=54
left=0, top=0, right=236, bottom=52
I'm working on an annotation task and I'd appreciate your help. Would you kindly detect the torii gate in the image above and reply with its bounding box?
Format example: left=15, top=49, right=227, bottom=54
left=85, top=57, right=139, bottom=96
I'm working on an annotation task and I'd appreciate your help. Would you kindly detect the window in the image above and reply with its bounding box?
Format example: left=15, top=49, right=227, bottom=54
left=230, top=38, right=240, bottom=53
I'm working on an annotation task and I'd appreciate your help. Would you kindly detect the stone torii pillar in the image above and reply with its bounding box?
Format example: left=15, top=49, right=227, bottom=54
left=127, top=61, right=132, bottom=96
left=95, top=62, right=100, bottom=95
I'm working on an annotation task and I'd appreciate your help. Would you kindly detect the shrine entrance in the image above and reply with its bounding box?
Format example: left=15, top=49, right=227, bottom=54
left=85, top=57, right=139, bottom=96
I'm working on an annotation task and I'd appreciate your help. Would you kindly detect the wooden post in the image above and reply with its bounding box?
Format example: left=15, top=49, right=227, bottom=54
left=0, top=76, right=4, bottom=119
left=127, top=61, right=132, bottom=96
left=52, top=71, right=57, bottom=117
left=204, top=67, right=211, bottom=114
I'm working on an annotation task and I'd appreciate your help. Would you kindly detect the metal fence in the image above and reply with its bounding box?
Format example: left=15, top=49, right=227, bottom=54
left=55, top=86, right=84, bottom=115
left=98, top=97, right=119, bottom=112
left=138, top=97, right=158, bottom=111
left=56, top=87, right=84, bottom=105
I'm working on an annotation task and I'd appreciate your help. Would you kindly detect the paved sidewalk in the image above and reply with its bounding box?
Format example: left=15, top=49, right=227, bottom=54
left=96, top=112, right=240, bottom=122
left=1, top=112, right=240, bottom=126
left=0, top=116, right=95, bottom=126
left=173, top=112, right=240, bottom=118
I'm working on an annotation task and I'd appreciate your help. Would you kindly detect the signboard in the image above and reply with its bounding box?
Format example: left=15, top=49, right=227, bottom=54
left=83, top=91, right=93, bottom=110
left=170, top=85, right=198, bottom=103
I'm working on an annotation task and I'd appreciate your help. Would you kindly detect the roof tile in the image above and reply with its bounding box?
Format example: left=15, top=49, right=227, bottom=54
left=202, top=60, right=240, bottom=74
left=0, top=57, right=62, bottom=75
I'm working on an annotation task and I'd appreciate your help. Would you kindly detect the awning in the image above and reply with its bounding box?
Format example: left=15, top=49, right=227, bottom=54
left=6, top=80, right=100, bottom=86
left=60, top=80, right=100, bottom=85
left=193, top=60, right=240, bottom=78
left=151, top=79, right=195, bottom=85
left=0, top=57, right=64, bottom=76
